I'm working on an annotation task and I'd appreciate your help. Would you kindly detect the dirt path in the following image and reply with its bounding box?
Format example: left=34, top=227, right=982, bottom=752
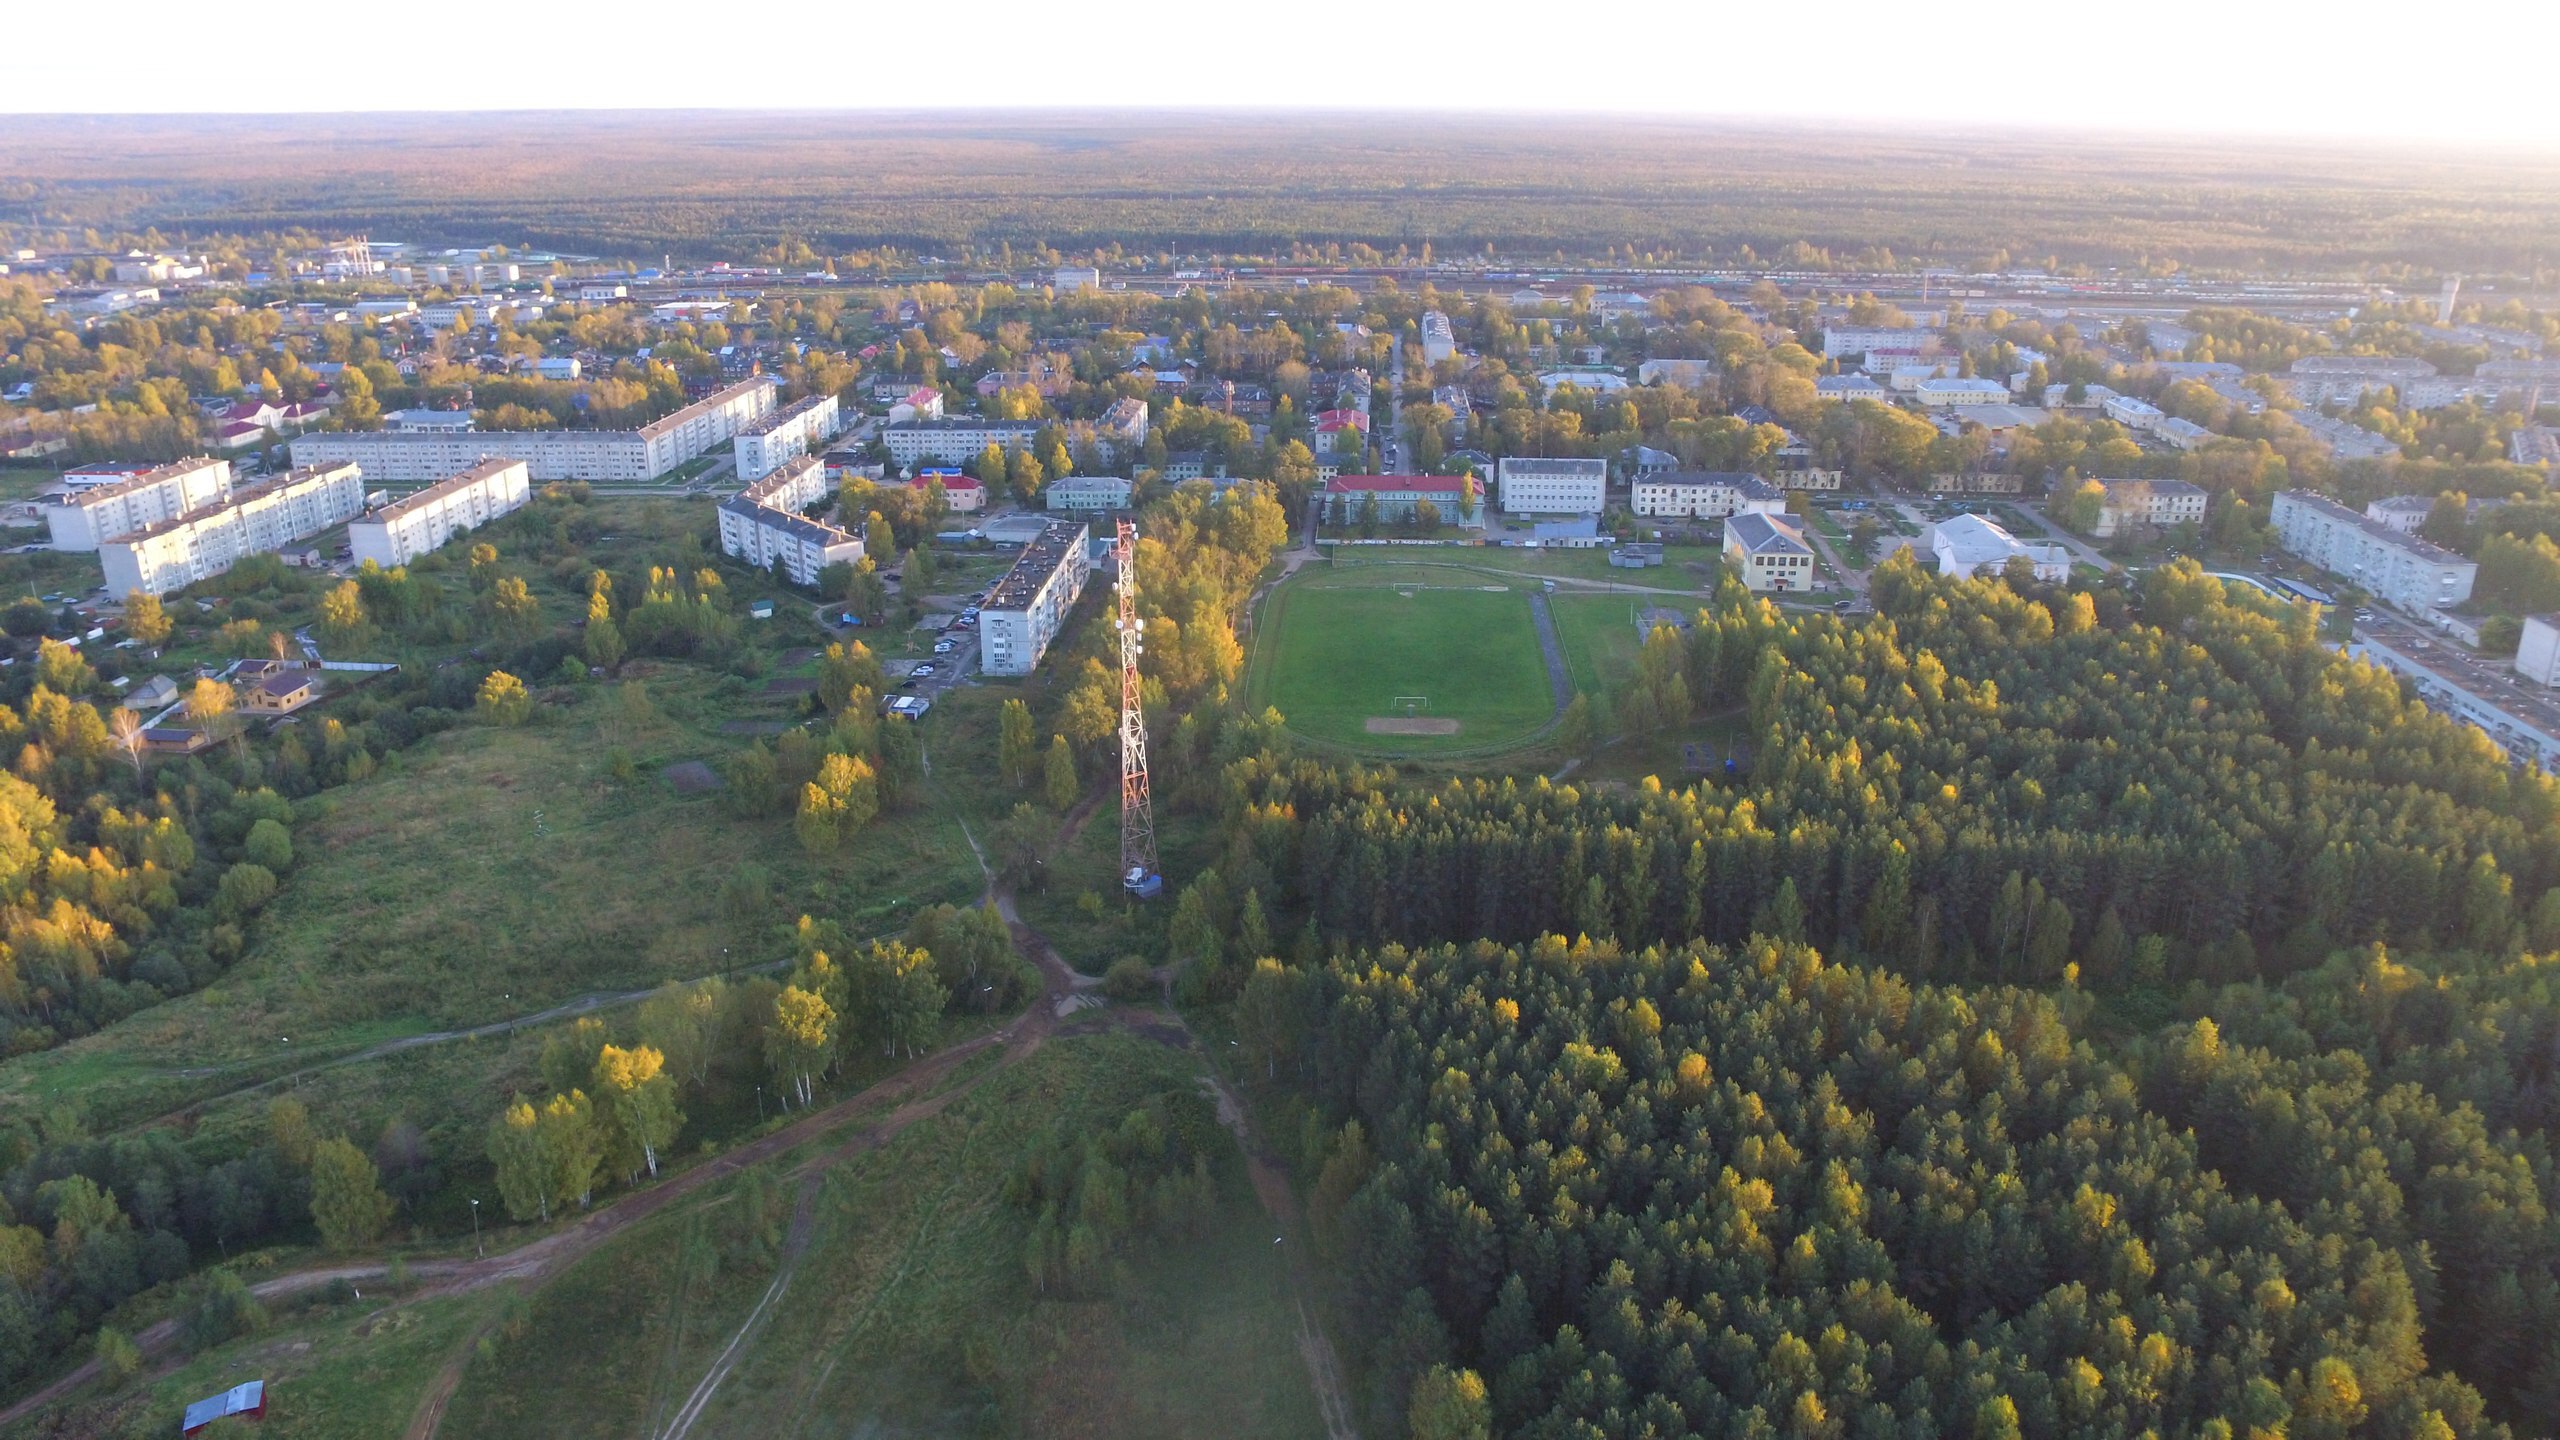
left=1526, top=591, right=1571, bottom=713
left=6, top=813, right=1358, bottom=1440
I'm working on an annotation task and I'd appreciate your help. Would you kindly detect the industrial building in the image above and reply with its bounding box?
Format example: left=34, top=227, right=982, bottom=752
left=1496, top=456, right=1608, bottom=514
left=290, top=377, right=775, bottom=483
left=979, top=520, right=1092, bottom=676
left=733, top=393, right=841, bottom=482
left=46, top=456, right=231, bottom=550
left=2269, top=490, right=2477, bottom=612
left=348, top=458, right=532, bottom=568
left=102, top=462, right=364, bottom=597
left=716, top=456, right=864, bottom=587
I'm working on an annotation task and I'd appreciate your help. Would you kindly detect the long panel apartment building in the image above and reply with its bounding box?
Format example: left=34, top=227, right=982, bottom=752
left=716, top=456, right=863, bottom=587
left=733, top=393, right=841, bottom=482
left=979, top=520, right=1091, bottom=676
left=291, top=377, right=776, bottom=483
left=348, top=458, right=532, bottom=569
left=46, top=456, right=232, bottom=550
left=882, top=418, right=1042, bottom=469
left=1631, top=471, right=1787, bottom=520
left=1496, top=456, right=1608, bottom=514
left=103, top=462, right=365, bottom=597
left=2269, top=489, right=2477, bottom=612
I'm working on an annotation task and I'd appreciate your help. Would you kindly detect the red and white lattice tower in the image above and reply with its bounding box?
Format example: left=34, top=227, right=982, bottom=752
left=1116, top=520, right=1160, bottom=895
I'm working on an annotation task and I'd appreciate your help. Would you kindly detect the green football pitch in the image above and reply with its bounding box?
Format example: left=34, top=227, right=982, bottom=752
left=1245, top=570, right=1556, bottom=753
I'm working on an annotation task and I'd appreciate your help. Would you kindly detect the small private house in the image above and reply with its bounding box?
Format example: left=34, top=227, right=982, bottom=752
left=233, top=660, right=320, bottom=717
left=119, top=674, right=179, bottom=711
left=142, top=725, right=211, bottom=755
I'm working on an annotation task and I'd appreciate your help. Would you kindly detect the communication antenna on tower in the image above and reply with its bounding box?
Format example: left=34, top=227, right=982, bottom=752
left=1115, top=519, right=1162, bottom=899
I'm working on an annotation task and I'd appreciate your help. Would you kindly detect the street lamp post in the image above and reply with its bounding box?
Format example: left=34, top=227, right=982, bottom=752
left=469, top=1197, right=482, bottom=1259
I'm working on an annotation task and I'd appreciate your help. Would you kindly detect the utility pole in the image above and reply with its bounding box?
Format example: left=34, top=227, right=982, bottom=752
left=1116, top=519, right=1160, bottom=898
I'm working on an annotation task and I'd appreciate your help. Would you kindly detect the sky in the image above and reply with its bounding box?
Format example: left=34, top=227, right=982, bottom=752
left=11, top=0, right=2560, bottom=148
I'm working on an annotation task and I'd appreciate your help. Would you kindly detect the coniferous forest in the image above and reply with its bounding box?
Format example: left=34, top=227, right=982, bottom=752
left=1204, top=556, right=2560, bottom=1439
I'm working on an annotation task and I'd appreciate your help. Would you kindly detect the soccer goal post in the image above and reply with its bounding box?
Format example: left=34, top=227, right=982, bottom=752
left=1393, top=695, right=1431, bottom=717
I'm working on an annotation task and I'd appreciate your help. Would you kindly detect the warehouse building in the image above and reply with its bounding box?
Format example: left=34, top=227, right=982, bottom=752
left=348, top=458, right=532, bottom=568
left=716, top=455, right=863, bottom=587
left=979, top=520, right=1091, bottom=676
left=102, top=462, right=364, bottom=597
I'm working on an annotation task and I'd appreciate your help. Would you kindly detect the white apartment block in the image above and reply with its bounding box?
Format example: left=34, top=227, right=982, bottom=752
left=1821, top=327, right=1938, bottom=361
left=2515, top=614, right=2560, bottom=687
left=102, top=463, right=365, bottom=597
left=979, top=520, right=1092, bottom=676
left=883, top=418, right=1041, bottom=469
left=1096, top=397, right=1149, bottom=451
left=1045, top=476, right=1133, bottom=512
left=733, top=393, right=842, bottom=482
left=1637, top=358, right=1717, bottom=389
left=2286, top=356, right=2462, bottom=409
left=2102, top=395, right=2166, bottom=431
left=1914, top=377, right=2010, bottom=407
left=292, top=377, right=775, bottom=483
left=1496, top=456, right=1607, bottom=514
left=348, top=459, right=532, bottom=569
left=1631, top=471, right=1787, bottom=520
left=716, top=456, right=863, bottom=587
left=46, top=456, right=232, bottom=551
left=2092, top=479, right=2208, bottom=537
left=1420, top=310, right=1456, bottom=365
left=1053, top=267, right=1102, bottom=292
left=2270, top=490, right=2477, bottom=612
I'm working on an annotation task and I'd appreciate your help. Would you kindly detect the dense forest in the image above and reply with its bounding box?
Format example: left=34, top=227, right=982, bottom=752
left=4, top=114, right=2558, bottom=274
left=1180, top=556, right=2560, bottom=1438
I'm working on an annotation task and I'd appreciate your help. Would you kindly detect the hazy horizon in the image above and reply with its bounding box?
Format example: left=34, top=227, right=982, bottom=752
left=12, top=0, right=2560, bottom=147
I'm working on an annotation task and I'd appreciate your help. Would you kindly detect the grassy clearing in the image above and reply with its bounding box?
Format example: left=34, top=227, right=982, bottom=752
left=439, top=1171, right=783, bottom=1439
left=2, top=1290, right=502, bottom=1440
left=1546, top=592, right=1653, bottom=701
left=682, top=1033, right=1323, bottom=1440
left=1247, top=571, right=1551, bottom=754
left=0, top=664, right=983, bottom=1138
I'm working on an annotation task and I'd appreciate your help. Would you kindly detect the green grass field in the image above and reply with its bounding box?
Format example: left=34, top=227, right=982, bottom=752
left=1326, top=542, right=1720, bottom=591
left=1247, top=570, right=1554, bottom=755
left=665, top=1034, right=1323, bottom=1440
left=1546, top=593, right=1657, bottom=702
